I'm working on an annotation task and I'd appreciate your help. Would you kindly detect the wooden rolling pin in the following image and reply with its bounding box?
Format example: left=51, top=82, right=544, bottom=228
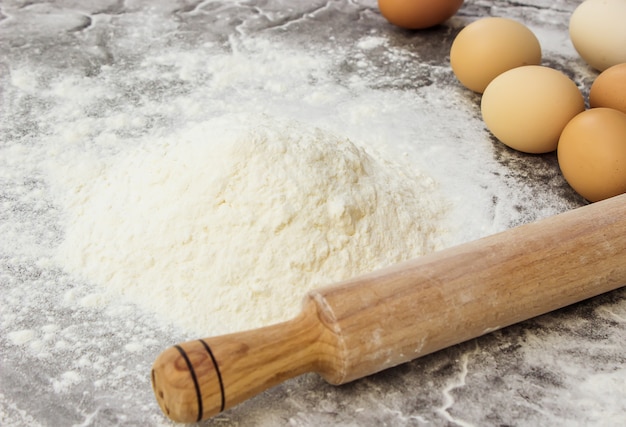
left=151, top=193, right=626, bottom=423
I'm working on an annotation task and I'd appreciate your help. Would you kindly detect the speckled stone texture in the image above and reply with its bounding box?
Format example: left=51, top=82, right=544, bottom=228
left=1, top=1, right=624, bottom=426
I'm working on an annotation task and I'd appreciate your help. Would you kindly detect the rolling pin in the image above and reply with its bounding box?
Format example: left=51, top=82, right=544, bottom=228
left=151, top=193, right=626, bottom=423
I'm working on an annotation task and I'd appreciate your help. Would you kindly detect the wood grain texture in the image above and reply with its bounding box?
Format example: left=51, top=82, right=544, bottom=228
left=152, top=194, right=626, bottom=423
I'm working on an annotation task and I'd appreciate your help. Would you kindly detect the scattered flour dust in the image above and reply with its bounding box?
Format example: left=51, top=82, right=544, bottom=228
left=53, top=115, right=448, bottom=337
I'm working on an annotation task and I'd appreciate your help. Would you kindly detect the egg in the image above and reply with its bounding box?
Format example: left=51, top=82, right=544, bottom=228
left=589, top=63, right=626, bottom=114
left=450, top=17, right=541, bottom=93
left=557, top=108, right=626, bottom=202
left=378, top=0, right=464, bottom=30
left=481, top=65, right=585, bottom=154
left=569, top=0, right=626, bottom=71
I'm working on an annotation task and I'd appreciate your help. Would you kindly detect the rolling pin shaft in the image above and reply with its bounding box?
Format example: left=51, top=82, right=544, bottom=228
left=152, top=194, right=626, bottom=423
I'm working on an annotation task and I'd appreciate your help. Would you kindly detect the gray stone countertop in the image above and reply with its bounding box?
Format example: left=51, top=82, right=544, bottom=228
left=1, top=0, right=624, bottom=426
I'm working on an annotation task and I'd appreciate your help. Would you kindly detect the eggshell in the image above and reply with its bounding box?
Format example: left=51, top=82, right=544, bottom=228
left=569, top=0, right=626, bottom=71
left=378, top=0, right=464, bottom=30
left=557, top=108, right=626, bottom=202
left=450, top=17, right=541, bottom=93
left=589, top=63, right=626, bottom=114
left=481, top=66, right=585, bottom=154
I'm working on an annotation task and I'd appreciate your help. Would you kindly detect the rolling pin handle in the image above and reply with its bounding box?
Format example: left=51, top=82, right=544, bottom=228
left=151, top=339, right=225, bottom=423
left=151, top=299, right=339, bottom=423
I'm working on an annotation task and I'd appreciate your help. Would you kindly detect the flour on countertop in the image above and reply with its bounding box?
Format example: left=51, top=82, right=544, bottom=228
left=356, top=35, right=387, bottom=50
left=52, top=115, right=447, bottom=336
left=2, top=10, right=604, bottom=424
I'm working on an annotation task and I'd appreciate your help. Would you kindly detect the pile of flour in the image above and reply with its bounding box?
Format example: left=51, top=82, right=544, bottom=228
left=53, top=115, right=447, bottom=336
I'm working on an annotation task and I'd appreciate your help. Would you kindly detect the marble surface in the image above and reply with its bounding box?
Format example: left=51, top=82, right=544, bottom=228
left=1, top=0, right=625, bottom=426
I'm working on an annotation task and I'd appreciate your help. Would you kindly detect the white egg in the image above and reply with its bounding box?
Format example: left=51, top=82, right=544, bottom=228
left=569, top=0, right=626, bottom=71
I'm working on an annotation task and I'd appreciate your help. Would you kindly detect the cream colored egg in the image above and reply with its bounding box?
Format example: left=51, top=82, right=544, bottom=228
left=569, top=0, right=626, bottom=71
left=481, top=65, right=585, bottom=154
left=450, top=17, right=541, bottom=93
left=558, top=108, right=626, bottom=202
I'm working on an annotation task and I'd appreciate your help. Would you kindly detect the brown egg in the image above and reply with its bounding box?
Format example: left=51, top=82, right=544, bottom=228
left=589, top=63, right=626, bottom=114
left=378, top=0, right=464, bottom=30
left=481, top=66, right=585, bottom=154
left=558, top=108, right=626, bottom=202
left=450, top=17, right=541, bottom=93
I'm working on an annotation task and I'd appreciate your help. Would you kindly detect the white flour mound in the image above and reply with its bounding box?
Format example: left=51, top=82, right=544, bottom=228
left=54, top=115, right=447, bottom=336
